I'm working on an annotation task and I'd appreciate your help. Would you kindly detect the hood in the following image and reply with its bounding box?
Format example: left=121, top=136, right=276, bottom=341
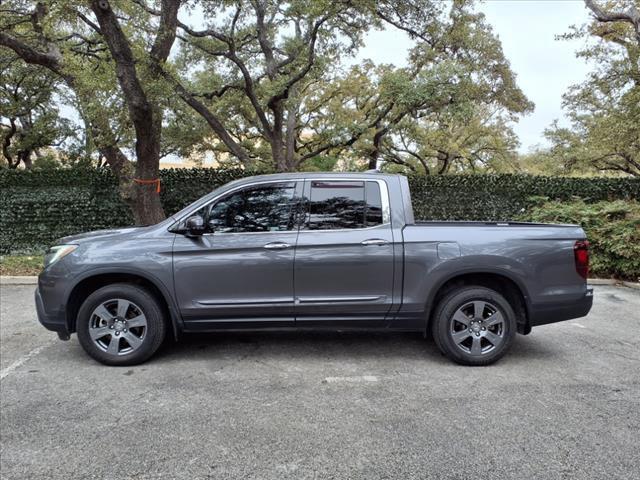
left=57, top=226, right=150, bottom=245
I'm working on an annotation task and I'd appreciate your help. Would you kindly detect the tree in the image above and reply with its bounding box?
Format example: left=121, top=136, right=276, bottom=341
left=146, top=0, right=531, bottom=172
left=541, top=0, right=640, bottom=176
left=138, top=0, right=375, bottom=171
left=87, top=0, right=180, bottom=223
left=585, top=0, right=639, bottom=43
left=0, top=50, right=74, bottom=168
left=378, top=105, right=522, bottom=174
left=2, top=0, right=532, bottom=185
left=0, top=0, right=180, bottom=222
left=0, top=2, right=129, bottom=173
left=319, top=0, right=532, bottom=171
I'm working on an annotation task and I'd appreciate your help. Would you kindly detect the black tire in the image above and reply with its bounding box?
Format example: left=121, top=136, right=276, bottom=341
left=431, top=286, right=516, bottom=366
left=76, top=283, right=167, bottom=366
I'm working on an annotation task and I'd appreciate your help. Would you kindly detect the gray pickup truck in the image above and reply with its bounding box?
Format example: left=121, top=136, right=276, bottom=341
left=36, top=172, right=593, bottom=366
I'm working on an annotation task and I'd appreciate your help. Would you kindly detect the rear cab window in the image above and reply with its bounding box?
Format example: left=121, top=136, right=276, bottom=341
left=304, top=180, right=385, bottom=230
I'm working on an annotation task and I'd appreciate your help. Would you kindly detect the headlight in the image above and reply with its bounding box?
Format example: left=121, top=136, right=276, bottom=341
left=44, top=245, right=78, bottom=269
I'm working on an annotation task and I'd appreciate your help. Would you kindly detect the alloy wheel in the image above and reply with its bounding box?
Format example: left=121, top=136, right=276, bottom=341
left=88, top=299, right=147, bottom=356
left=449, top=300, right=506, bottom=356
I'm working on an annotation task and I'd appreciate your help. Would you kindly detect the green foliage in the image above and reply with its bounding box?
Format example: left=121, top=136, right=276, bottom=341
left=0, top=168, right=132, bottom=254
left=529, top=1, right=640, bottom=177
left=0, top=167, right=256, bottom=254
left=382, top=105, right=523, bottom=174
left=1, top=0, right=535, bottom=176
left=408, top=173, right=640, bottom=221
left=314, top=1, right=533, bottom=172
left=0, top=50, right=76, bottom=168
left=299, top=155, right=339, bottom=172
left=2, top=167, right=639, bottom=279
left=159, top=167, right=254, bottom=215
left=520, top=200, right=640, bottom=281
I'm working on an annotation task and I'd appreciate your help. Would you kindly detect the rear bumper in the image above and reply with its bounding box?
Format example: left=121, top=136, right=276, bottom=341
left=35, top=287, right=69, bottom=338
left=529, top=287, right=594, bottom=327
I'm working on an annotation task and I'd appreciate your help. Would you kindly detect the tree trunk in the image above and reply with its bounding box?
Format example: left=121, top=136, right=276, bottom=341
left=131, top=107, right=165, bottom=224
left=437, top=152, right=451, bottom=174
left=368, top=124, right=385, bottom=170
left=284, top=96, right=299, bottom=171
left=2, top=119, right=16, bottom=167
left=272, top=140, right=288, bottom=171
left=20, top=151, right=33, bottom=169
left=271, top=101, right=290, bottom=171
left=90, top=0, right=176, bottom=225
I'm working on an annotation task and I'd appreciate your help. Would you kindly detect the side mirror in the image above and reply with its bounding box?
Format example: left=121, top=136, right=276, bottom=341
left=185, top=215, right=205, bottom=237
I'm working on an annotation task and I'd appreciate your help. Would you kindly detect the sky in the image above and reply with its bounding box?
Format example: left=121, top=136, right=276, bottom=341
left=355, top=0, right=593, bottom=152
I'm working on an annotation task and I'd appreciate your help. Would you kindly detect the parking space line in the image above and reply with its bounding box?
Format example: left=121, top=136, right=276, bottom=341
left=0, top=344, right=50, bottom=381
left=323, top=375, right=379, bottom=383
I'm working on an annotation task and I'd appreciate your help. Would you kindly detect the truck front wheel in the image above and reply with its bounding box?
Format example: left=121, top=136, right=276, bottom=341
left=431, top=286, right=516, bottom=366
left=76, top=283, right=167, bottom=366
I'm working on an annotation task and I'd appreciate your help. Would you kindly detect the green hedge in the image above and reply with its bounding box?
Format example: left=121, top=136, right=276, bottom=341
left=408, top=174, right=640, bottom=221
left=1, top=170, right=130, bottom=254
left=520, top=200, right=640, bottom=281
left=1, top=168, right=639, bottom=255
left=0, top=168, right=249, bottom=254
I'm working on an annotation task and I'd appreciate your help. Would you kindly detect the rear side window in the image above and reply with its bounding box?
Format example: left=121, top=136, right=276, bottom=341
left=305, top=180, right=384, bottom=230
left=365, top=181, right=383, bottom=226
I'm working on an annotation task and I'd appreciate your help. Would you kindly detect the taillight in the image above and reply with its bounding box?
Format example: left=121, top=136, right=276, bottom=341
left=574, top=240, right=589, bottom=280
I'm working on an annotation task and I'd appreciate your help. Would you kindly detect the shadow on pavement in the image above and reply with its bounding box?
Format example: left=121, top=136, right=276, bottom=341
left=142, top=329, right=558, bottom=365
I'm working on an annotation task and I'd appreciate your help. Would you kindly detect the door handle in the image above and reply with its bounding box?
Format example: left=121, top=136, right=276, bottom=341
left=361, top=238, right=390, bottom=246
left=263, top=242, right=291, bottom=250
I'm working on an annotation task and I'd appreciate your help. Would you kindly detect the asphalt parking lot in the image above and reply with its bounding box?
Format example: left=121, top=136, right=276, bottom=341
left=1, top=284, right=639, bottom=480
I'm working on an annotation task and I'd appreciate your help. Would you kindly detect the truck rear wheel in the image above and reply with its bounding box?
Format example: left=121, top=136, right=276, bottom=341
left=431, top=286, right=516, bottom=366
left=76, top=283, right=166, bottom=366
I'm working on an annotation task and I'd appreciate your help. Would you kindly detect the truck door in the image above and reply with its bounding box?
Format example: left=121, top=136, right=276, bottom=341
left=172, top=181, right=302, bottom=329
left=293, top=179, right=396, bottom=327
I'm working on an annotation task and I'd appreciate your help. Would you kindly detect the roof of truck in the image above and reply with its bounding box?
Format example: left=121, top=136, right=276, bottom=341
left=227, top=171, right=403, bottom=184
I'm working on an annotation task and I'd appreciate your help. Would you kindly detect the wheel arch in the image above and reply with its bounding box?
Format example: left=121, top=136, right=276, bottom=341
left=64, top=268, right=181, bottom=339
left=425, top=269, right=531, bottom=335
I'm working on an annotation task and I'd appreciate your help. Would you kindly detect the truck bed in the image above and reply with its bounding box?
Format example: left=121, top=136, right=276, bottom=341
left=413, top=220, right=579, bottom=228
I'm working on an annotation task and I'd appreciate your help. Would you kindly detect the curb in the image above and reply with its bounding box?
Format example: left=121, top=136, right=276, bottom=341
left=588, top=279, right=617, bottom=285
left=0, top=276, right=38, bottom=285
left=1, top=275, right=638, bottom=289
left=588, top=278, right=640, bottom=289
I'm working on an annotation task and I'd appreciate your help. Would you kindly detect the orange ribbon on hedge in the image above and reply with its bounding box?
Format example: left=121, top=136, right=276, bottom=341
left=133, top=178, right=161, bottom=193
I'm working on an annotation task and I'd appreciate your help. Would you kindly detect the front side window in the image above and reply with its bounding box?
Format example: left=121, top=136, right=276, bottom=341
left=202, top=182, right=297, bottom=233
left=305, top=180, right=385, bottom=230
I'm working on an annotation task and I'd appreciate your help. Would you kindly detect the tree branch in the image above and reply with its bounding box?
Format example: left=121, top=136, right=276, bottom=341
left=89, top=0, right=152, bottom=118
left=267, top=16, right=328, bottom=108
left=0, top=32, right=69, bottom=81
left=76, top=10, right=102, bottom=34
left=150, top=0, right=180, bottom=63
left=253, top=0, right=277, bottom=80
left=585, top=0, right=640, bottom=44
left=155, top=65, right=252, bottom=163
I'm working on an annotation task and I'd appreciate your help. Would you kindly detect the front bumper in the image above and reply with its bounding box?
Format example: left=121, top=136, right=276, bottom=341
left=529, top=286, right=594, bottom=327
left=35, top=286, right=69, bottom=339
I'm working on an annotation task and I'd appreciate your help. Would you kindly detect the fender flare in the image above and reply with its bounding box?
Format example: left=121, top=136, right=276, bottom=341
left=64, top=266, right=182, bottom=339
left=423, top=265, right=532, bottom=326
